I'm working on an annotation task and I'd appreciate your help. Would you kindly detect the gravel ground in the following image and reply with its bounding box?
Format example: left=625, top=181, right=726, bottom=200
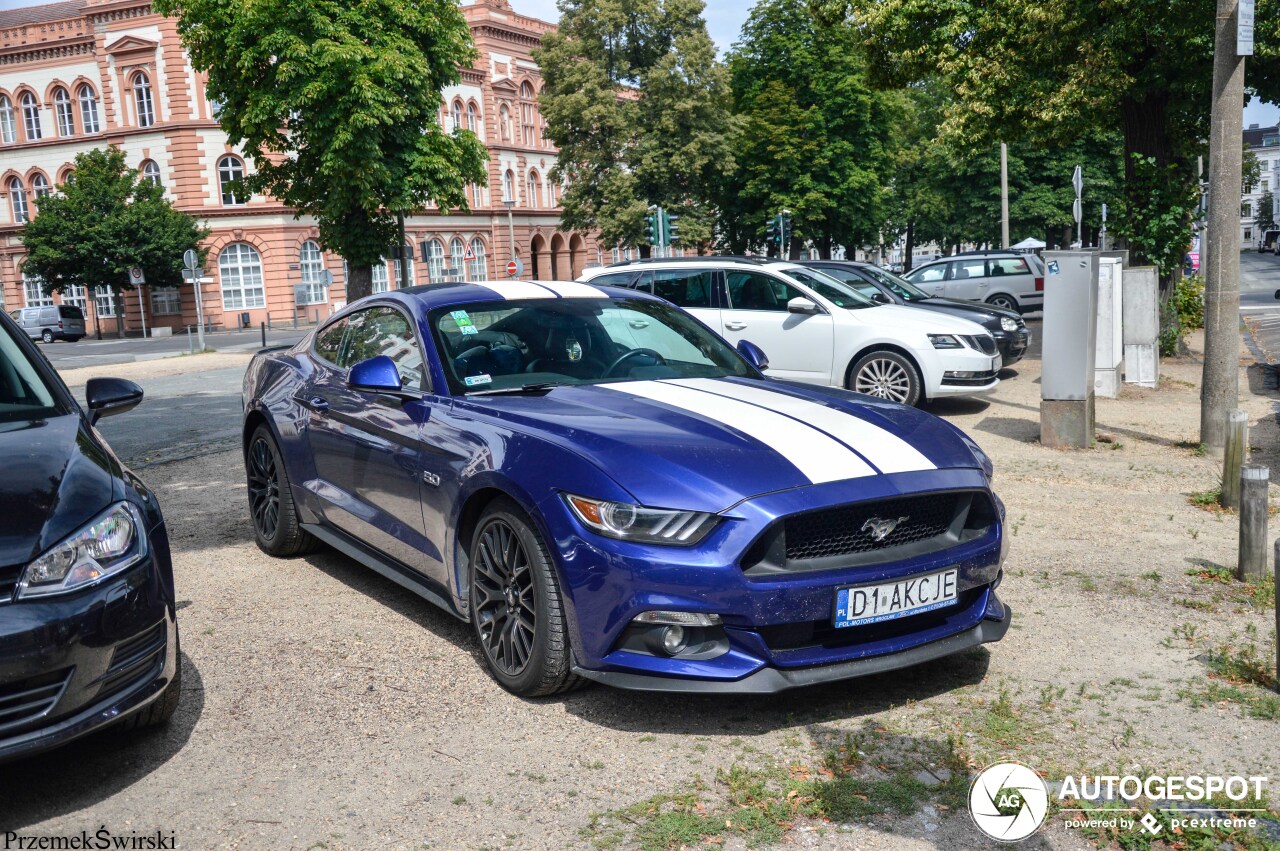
left=1, top=340, right=1276, bottom=850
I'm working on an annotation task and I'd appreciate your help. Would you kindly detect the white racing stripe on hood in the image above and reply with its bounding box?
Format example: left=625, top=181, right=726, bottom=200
left=669, top=378, right=935, bottom=474
left=601, top=380, right=875, bottom=484
left=473, top=280, right=557, bottom=300
left=534, top=280, right=608, bottom=298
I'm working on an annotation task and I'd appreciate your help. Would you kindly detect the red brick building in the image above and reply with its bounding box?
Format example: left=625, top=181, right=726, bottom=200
left=0, top=0, right=600, bottom=335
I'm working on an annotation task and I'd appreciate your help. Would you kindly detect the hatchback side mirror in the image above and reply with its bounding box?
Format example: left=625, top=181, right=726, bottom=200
left=348, top=355, right=404, bottom=394
left=737, top=340, right=770, bottom=372
left=787, top=296, right=822, bottom=315
left=870, top=292, right=890, bottom=305
left=85, top=377, right=143, bottom=424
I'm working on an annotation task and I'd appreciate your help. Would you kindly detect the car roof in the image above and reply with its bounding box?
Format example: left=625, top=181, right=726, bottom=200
left=340, top=279, right=667, bottom=314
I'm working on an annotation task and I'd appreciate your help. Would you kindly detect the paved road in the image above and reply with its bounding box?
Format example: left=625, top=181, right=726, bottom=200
left=1240, top=249, right=1280, bottom=362
left=38, top=324, right=311, bottom=369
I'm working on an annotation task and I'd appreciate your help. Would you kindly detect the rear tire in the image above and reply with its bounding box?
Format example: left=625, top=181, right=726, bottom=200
left=245, top=424, right=317, bottom=556
left=849, top=350, right=923, bottom=407
left=986, top=293, right=1019, bottom=312
left=469, top=497, right=584, bottom=697
left=41, top=329, right=54, bottom=343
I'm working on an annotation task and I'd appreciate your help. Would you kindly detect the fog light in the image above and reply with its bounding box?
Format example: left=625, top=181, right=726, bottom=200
left=660, top=625, right=687, bottom=655
left=944, top=370, right=983, bottom=379
left=632, top=611, right=722, bottom=627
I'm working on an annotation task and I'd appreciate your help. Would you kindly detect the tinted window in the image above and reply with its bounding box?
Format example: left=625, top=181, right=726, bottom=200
left=341, top=307, right=426, bottom=391
left=725, top=271, right=802, bottom=311
left=950, top=259, right=987, bottom=279
left=652, top=269, right=713, bottom=308
left=911, top=264, right=946, bottom=283
left=58, top=305, right=82, bottom=319
left=0, top=320, right=64, bottom=422
left=988, top=257, right=1030, bottom=276
left=590, top=272, right=639, bottom=287
left=314, top=319, right=347, bottom=364
left=787, top=269, right=875, bottom=308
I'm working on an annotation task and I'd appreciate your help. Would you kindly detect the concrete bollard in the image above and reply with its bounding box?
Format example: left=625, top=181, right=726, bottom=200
left=1239, top=464, right=1269, bottom=581
left=186, top=326, right=193, bottom=355
left=1222, top=410, right=1248, bottom=509
left=1274, top=540, right=1280, bottom=694
left=260, top=321, right=267, bottom=350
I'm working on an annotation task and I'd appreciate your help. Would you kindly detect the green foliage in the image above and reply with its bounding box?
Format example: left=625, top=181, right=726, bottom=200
left=1114, top=155, right=1203, bottom=277
left=21, top=147, right=208, bottom=298
left=155, top=0, right=489, bottom=300
left=1256, top=189, right=1277, bottom=235
left=1159, top=273, right=1205, bottom=356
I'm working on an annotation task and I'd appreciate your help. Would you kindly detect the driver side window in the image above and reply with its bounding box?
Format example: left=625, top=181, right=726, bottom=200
left=340, top=307, right=426, bottom=391
left=725, top=272, right=802, bottom=311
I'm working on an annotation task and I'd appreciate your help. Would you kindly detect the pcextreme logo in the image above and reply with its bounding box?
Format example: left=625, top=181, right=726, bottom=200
left=969, top=762, right=1051, bottom=842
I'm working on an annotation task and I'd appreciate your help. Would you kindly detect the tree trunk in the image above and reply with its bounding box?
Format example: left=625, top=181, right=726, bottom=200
left=819, top=235, right=832, bottom=260
left=788, top=235, right=802, bottom=261
left=346, top=265, right=374, bottom=302
left=1121, top=89, right=1179, bottom=270
left=639, top=244, right=652, bottom=259
left=903, top=222, right=915, bottom=273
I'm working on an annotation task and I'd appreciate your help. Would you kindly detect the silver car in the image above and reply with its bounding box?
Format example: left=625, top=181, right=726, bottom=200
left=9, top=305, right=86, bottom=343
left=903, top=253, right=1045, bottom=314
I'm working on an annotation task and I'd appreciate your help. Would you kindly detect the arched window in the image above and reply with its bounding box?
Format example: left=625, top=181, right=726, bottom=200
left=371, top=259, right=390, bottom=293
left=466, top=101, right=479, bottom=133
left=52, top=88, right=73, bottom=137
left=8, top=177, right=28, bottom=223
left=499, top=105, right=511, bottom=142
left=218, top=243, right=265, bottom=309
left=425, top=239, right=444, bottom=281
left=527, top=170, right=540, bottom=209
left=450, top=237, right=466, bottom=277
left=392, top=243, right=413, bottom=287
left=31, top=173, right=50, bottom=200
left=0, top=96, right=14, bottom=144
left=468, top=237, right=487, bottom=281
left=218, top=155, right=245, bottom=205
left=78, top=85, right=99, bottom=134
left=20, top=93, right=41, bottom=141
left=140, top=160, right=161, bottom=187
left=451, top=99, right=463, bottom=132
left=519, top=81, right=537, bottom=146
left=298, top=240, right=327, bottom=304
left=547, top=180, right=558, bottom=208
left=58, top=167, right=74, bottom=186
left=132, top=73, right=155, bottom=127
left=502, top=169, right=515, bottom=203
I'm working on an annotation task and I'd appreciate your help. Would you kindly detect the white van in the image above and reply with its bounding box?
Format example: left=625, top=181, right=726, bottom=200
left=9, top=305, right=87, bottom=343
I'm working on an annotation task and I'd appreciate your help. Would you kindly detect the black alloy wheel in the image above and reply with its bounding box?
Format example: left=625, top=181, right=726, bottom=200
left=245, top=424, right=316, bottom=556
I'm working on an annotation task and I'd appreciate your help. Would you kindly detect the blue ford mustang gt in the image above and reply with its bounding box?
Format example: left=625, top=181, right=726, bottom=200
left=241, top=279, right=1009, bottom=696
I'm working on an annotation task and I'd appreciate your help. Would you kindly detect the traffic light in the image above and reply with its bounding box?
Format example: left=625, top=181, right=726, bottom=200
left=765, top=217, right=779, bottom=246
left=664, top=211, right=679, bottom=245
left=779, top=214, right=791, bottom=248
left=646, top=211, right=661, bottom=245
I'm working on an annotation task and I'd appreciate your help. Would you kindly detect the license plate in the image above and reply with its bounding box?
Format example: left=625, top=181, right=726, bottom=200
left=833, top=570, right=958, bottom=628
left=992, top=355, right=1002, bottom=371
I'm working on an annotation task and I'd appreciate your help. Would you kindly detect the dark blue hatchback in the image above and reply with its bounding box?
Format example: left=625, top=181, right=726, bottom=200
left=0, top=310, right=179, bottom=762
left=242, top=280, right=1009, bottom=696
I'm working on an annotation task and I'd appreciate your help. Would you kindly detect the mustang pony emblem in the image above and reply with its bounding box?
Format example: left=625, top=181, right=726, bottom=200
left=861, top=516, right=909, bottom=542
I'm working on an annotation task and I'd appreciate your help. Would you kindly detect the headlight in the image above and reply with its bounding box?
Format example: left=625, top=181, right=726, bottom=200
left=928, top=334, right=963, bottom=349
left=961, top=436, right=994, bottom=481
left=1000, top=317, right=1019, bottom=332
left=19, top=502, right=148, bottom=598
left=563, top=494, right=720, bottom=546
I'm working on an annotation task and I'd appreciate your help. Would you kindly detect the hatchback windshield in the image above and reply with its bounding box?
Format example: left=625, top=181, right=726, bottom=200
left=782, top=268, right=877, bottom=309
left=432, top=297, right=756, bottom=395
left=0, top=320, right=65, bottom=423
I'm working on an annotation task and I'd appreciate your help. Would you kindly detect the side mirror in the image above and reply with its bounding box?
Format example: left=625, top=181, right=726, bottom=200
left=737, top=340, right=770, bottom=372
left=348, top=355, right=404, bottom=394
left=870, top=292, right=890, bottom=305
left=85, top=377, right=143, bottom=424
left=1274, top=289, right=1279, bottom=300
left=787, top=296, right=822, bottom=315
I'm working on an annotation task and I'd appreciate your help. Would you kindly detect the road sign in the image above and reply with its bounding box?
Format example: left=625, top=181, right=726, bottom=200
left=183, top=248, right=199, bottom=270
left=506, top=257, right=524, bottom=277
left=128, top=266, right=145, bottom=285
left=1072, top=198, right=1083, bottom=223
left=1072, top=165, right=1083, bottom=197
left=1240, top=0, right=1255, bottom=55
left=464, top=246, right=476, bottom=261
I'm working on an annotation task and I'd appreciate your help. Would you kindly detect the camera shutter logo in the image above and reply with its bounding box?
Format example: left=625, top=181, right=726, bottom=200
left=969, top=762, right=1050, bottom=842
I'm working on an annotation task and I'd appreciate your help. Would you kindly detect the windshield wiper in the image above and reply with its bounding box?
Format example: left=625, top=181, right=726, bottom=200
left=466, top=382, right=562, bottom=397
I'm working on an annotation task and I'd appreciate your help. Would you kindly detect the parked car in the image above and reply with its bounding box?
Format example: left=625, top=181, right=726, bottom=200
left=10, top=304, right=86, bottom=343
left=580, top=257, right=1001, bottom=407
left=0, top=310, right=179, bottom=763
left=902, top=252, right=1044, bottom=314
left=241, top=282, right=1009, bottom=695
left=800, top=260, right=1030, bottom=366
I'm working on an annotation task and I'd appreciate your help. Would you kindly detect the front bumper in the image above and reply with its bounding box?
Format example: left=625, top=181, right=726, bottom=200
left=0, top=553, right=178, bottom=763
left=993, top=329, right=1029, bottom=365
left=927, top=348, right=1001, bottom=398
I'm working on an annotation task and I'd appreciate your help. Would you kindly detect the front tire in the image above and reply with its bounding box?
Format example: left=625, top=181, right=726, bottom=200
left=245, top=424, right=317, bottom=556
left=849, top=350, right=923, bottom=407
left=986, top=293, right=1019, bottom=312
left=469, top=498, right=583, bottom=697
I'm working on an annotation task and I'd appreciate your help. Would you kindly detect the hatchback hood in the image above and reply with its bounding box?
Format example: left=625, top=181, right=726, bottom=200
left=459, top=377, right=982, bottom=513
left=0, top=414, right=119, bottom=568
left=862, top=304, right=991, bottom=336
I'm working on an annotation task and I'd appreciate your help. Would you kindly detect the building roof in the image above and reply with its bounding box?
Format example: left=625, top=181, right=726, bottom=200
left=1244, top=124, right=1280, bottom=149
left=0, top=0, right=86, bottom=29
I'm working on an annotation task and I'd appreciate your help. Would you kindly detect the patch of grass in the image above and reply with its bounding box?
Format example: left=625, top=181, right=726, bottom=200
left=1205, top=641, right=1278, bottom=691
left=1180, top=680, right=1280, bottom=720
left=1174, top=438, right=1208, bottom=455
left=976, top=688, right=1037, bottom=748
left=1187, top=565, right=1276, bottom=609
left=1140, top=570, right=1162, bottom=583
left=1075, top=801, right=1279, bottom=851
left=1175, top=597, right=1216, bottom=610
left=1188, top=487, right=1225, bottom=511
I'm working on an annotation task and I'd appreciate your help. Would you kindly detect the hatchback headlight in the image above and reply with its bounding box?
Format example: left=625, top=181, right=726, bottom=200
left=563, top=494, right=720, bottom=546
left=20, top=502, right=148, bottom=598
left=928, top=334, right=963, bottom=349
left=1000, top=317, right=1019, bottom=332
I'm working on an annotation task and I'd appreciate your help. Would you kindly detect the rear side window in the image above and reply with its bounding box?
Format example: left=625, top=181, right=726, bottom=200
left=646, top=269, right=713, bottom=308
left=314, top=318, right=347, bottom=364
left=589, top=272, right=639, bottom=287
left=949, top=259, right=987, bottom=279
left=988, top=258, right=1030, bottom=276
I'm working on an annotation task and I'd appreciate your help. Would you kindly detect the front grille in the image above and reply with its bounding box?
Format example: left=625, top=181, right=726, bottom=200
left=0, top=564, right=20, bottom=604
left=961, top=334, right=997, bottom=355
left=741, top=490, right=997, bottom=576
left=0, top=668, right=72, bottom=734
left=98, top=622, right=166, bottom=700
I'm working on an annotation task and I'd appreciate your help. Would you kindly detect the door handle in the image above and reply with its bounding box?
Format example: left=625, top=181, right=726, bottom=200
left=296, top=394, right=330, bottom=413
left=725, top=322, right=747, bottom=331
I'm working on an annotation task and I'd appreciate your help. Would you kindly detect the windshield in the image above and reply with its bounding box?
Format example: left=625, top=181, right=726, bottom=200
left=861, top=266, right=934, bottom=301
left=0, top=319, right=65, bottom=423
left=782, top=268, right=876, bottom=310
left=431, top=297, right=756, bottom=395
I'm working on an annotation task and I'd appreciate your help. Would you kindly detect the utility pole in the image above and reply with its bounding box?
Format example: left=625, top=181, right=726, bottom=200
left=1202, top=0, right=1249, bottom=450
left=1000, top=143, right=1010, bottom=249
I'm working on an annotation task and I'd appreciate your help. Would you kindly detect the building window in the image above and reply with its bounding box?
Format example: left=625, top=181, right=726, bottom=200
left=78, top=85, right=99, bottom=134
left=1264, top=179, right=1271, bottom=193
left=0, top=96, right=15, bottom=144
left=450, top=237, right=466, bottom=277
left=520, top=81, right=537, bottom=147
left=471, top=181, right=485, bottom=209
left=499, top=105, right=511, bottom=142
left=52, top=88, right=73, bottom=137
left=451, top=99, right=463, bottom=132
left=219, top=242, right=266, bottom=309
left=133, top=73, right=155, bottom=128
left=151, top=287, right=182, bottom=315
left=141, top=160, right=162, bottom=187
left=467, top=101, right=479, bottom=133
left=372, top=259, right=390, bottom=293
left=425, top=239, right=444, bottom=281
left=20, top=93, right=41, bottom=141
left=64, top=284, right=88, bottom=313
left=298, top=240, right=327, bottom=303
left=1245, top=228, right=1253, bottom=241
left=31, top=173, right=49, bottom=201
left=218, top=155, right=245, bottom=205
left=95, top=286, right=116, bottom=317
left=8, top=177, right=28, bottom=223
left=468, top=237, right=487, bottom=280
left=1243, top=202, right=1253, bottom=218
left=527, top=170, right=540, bottom=209
left=23, top=274, right=51, bottom=307
left=502, top=169, right=515, bottom=203
left=392, top=244, right=413, bottom=288
left=548, top=181, right=558, bottom=207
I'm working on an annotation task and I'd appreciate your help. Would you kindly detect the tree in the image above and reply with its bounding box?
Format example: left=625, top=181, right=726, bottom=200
left=536, top=0, right=733, bottom=252
left=1256, top=189, right=1277, bottom=235
left=21, top=147, right=209, bottom=330
left=726, top=0, right=894, bottom=258
left=156, top=0, right=489, bottom=301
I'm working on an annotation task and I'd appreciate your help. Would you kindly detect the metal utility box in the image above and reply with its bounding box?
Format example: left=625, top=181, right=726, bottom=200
left=1094, top=255, right=1125, bottom=397
left=1122, top=266, right=1160, bottom=388
left=1041, top=251, right=1099, bottom=448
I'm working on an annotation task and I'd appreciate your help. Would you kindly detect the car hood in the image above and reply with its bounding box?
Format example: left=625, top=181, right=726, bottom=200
left=857, top=304, right=990, bottom=336
left=0, top=414, right=119, bottom=568
left=457, top=377, right=981, bottom=513
left=910, top=299, right=1018, bottom=328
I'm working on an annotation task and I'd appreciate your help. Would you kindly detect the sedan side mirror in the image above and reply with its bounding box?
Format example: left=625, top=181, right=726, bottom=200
left=736, top=340, right=770, bottom=372
left=85, top=377, right=143, bottom=424
left=870, top=292, right=890, bottom=305
left=349, top=355, right=404, bottom=394
left=787, top=296, right=822, bottom=315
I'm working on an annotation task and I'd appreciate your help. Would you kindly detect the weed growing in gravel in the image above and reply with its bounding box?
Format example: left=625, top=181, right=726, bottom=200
left=1141, top=570, right=1162, bottom=583
left=1174, top=439, right=1208, bottom=455
left=1188, top=487, right=1225, bottom=511
left=1205, top=639, right=1278, bottom=691
left=1074, top=800, right=1280, bottom=851
left=1186, top=564, right=1277, bottom=610
left=1179, top=680, right=1280, bottom=720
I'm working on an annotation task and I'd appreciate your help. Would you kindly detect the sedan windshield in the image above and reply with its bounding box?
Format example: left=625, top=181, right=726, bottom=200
left=861, top=266, right=935, bottom=302
left=0, top=320, right=65, bottom=423
left=431, top=297, right=756, bottom=395
left=782, top=268, right=876, bottom=310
